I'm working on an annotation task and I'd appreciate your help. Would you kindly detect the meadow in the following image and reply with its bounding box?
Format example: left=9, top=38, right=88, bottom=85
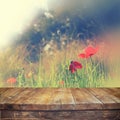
left=1, top=0, right=120, bottom=88
left=0, top=34, right=120, bottom=88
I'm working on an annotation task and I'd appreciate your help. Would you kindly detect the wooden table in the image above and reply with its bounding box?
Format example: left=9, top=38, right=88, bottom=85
left=0, top=88, right=120, bottom=120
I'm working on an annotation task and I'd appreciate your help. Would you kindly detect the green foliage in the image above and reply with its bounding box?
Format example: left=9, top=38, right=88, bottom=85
left=13, top=57, right=105, bottom=88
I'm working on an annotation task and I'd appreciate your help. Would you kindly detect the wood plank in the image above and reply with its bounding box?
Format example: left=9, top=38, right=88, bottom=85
left=89, top=88, right=120, bottom=103
left=0, top=88, right=54, bottom=111
left=0, top=88, right=23, bottom=104
left=0, top=110, right=2, bottom=120
left=0, top=88, right=14, bottom=98
left=5, top=88, right=44, bottom=110
left=88, top=88, right=120, bottom=109
left=104, top=88, right=120, bottom=98
left=14, top=88, right=75, bottom=110
left=0, top=88, right=120, bottom=111
left=11, top=88, right=36, bottom=104
left=0, top=88, right=9, bottom=108
left=16, top=88, right=54, bottom=110
left=14, top=88, right=43, bottom=104
left=0, top=88, right=25, bottom=103
left=50, top=88, right=75, bottom=110
left=0, top=88, right=9, bottom=95
left=0, top=88, right=34, bottom=110
left=1, top=110, right=120, bottom=120
left=24, top=88, right=52, bottom=104
left=71, top=88, right=103, bottom=110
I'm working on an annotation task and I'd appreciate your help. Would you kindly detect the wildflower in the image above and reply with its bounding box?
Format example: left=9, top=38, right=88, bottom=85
left=7, top=77, right=16, bottom=84
left=79, top=45, right=99, bottom=58
left=26, top=71, right=33, bottom=79
left=59, top=80, right=64, bottom=85
left=69, top=61, right=82, bottom=73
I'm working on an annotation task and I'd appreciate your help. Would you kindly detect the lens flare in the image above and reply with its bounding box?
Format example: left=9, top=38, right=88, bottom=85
left=0, top=0, right=48, bottom=48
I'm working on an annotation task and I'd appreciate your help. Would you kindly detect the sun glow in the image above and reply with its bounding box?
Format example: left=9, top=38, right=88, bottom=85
left=0, top=0, right=48, bottom=48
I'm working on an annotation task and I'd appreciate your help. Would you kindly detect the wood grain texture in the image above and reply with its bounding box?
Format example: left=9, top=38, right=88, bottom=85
left=1, top=110, right=120, bottom=120
left=88, top=88, right=120, bottom=109
left=0, top=88, right=120, bottom=111
left=71, top=88, right=102, bottom=110
left=104, top=88, right=120, bottom=98
left=0, top=88, right=8, bottom=95
left=50, top=88, right=75, bottom=110
left=0, top=110, right=2, bottom=120
left=0, top=88, right=120, bottom=119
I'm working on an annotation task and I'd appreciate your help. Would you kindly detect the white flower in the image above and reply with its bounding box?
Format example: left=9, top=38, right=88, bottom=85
left=44, top=44, right=51, bottom=51
left=44, top=12, right=54, bottom=18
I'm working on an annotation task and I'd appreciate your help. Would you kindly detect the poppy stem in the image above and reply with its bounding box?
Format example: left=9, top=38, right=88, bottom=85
left=90, top=57, right=93, bottom=65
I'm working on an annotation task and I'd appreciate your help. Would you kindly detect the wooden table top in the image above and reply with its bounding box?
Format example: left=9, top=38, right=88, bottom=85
left=0, top=88, right=120, bottom=111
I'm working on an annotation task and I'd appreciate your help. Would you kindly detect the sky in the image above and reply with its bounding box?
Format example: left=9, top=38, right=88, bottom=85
left=0, top=0, right=48, bottom=48
left=0, top=0, right=119, bottom=48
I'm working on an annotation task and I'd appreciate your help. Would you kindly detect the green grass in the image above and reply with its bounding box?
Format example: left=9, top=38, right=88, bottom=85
left=14, top=58, right=107, bottom=87
left=0, top=41, right=119, bottom=87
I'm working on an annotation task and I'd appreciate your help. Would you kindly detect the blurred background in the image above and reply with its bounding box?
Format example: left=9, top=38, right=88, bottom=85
left=0, top=0, right=120, bottom=87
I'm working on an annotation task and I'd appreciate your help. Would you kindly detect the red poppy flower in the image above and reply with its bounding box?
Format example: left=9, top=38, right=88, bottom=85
left=69, top=61, right=82, bottom=73
left=7, top=77, right=16, bottom=84
left=79, top=45, right=99, bottom=58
